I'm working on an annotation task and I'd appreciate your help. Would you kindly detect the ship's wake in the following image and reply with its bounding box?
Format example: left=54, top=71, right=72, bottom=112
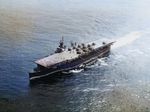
left=112, top=31, right=150, bottom=49
left=90, top=30, right=150, bottom=50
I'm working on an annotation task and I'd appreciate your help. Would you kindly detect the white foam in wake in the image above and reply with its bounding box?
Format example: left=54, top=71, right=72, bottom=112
left=112, top=31, right=149, bottom=49
left=70, top=69, right=84, bottom=73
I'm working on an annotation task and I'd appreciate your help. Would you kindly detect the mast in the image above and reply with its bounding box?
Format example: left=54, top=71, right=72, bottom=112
left=62, top=36, right=64, bottom=42
left=59, top=36, right=64, bottom=48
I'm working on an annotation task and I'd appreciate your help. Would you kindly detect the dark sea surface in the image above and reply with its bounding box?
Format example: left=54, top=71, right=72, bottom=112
left=0, top=0, right=150, bottom=111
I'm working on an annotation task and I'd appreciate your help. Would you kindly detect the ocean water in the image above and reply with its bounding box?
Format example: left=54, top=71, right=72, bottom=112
left=0, top=0, right=150, bottom=111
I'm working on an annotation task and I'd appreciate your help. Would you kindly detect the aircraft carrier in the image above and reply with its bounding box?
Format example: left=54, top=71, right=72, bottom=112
left=29, top=37, right=115, bottom=80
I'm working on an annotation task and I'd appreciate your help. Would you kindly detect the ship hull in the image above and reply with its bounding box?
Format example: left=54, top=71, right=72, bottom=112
left=29, top=45, right=111, bottom=80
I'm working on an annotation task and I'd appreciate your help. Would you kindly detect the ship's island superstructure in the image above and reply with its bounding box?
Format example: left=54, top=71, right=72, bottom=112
left=29, top=37, right=115, bottom=80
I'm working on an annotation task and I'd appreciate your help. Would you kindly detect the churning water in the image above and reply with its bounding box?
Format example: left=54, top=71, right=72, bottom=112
left=0, top=0, right=150, bottom=111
